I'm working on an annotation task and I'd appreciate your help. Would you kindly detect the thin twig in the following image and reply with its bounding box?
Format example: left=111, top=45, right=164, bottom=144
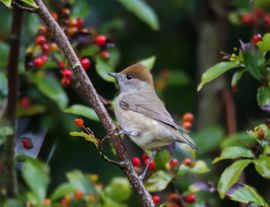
left=13, top=1, right=37, bottom=13
left=2, top=7, right=23, bottom=197
left=97, top=139, right=124, bottom=168
left=33, top=0, right=154, bottom=206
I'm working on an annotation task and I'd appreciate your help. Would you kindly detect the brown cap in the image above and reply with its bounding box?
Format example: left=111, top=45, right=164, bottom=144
left=120, top=63, right=153, bottom=85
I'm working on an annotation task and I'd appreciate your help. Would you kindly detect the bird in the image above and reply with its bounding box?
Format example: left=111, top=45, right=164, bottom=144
left=109, top=63, right=197, bottom=179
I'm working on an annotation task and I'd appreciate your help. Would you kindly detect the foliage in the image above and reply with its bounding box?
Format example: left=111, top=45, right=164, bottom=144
left=0, top=0, right=270, bottom=207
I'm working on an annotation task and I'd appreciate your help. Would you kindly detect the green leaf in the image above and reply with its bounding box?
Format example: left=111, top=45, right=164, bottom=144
left=50, top=183, right=75, bottom=201
left=34, top=75, right=68, bottom=110
left=0, top=42, right=9, bottom=68
left=177, top=160, right=209, bottom=176
left=139, top=56, right=156, bottom=70
left=71, top=0, right=90, bottom=18
left=221, top=132, right=257, bottom=149
left=0, top=0, right=12, bottom=7
left=0, top=126, right=13, bottom=145
left=145, top=170, right=173, bottom=192
left=257, top=86, right=270, bottom=112
left=3, top=199, right=24, bottom=207
left=197, top=62, right=239, bottom=91
left=70, top=131, right=98, bottom=146
left=96, top=57, right=115, bottom=82
left=0, top=71, right=7, bottom=101
left=104, top=177, right=131, bottom=202
left=154, top=149, right=171, bottom=170
left=17, top=104, right=46, bottom=117
left=166, top=70, right=190, bottom=86
left=231, top=69, right=246, bottom=88
left=213, top=146, right=254, bottom=164
left=17, top=155, right=50, bottom=201
left=254, top=155, right=270, bottom=179
left=64, top=104, right=99, bottom=121
left=118, top=0, right=159, bottom=30
left=20, top=0, right=38, bottom=8
left=192, top=127, right=224, bottom=155
left=242, top=47, right=266, bottom=80
left=66, top=170, right=96, bottom=194
left=218, top=159, right=252, bottom=198
left=226, top=183, right=268, bottom=206
left=257, top=33, right=270, bottom=54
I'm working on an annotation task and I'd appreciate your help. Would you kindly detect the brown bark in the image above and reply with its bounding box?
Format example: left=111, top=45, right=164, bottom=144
left=3, top=7, right=23, bottom=197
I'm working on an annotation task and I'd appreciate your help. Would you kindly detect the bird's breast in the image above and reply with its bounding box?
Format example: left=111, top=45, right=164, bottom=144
left=114, top=98, right=174, bottom=150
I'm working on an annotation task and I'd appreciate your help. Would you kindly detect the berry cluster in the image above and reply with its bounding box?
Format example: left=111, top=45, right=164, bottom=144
left=241, top=8, right=270, bottom=26
left=131, top=153, right=198, bottom=206
left=25, top=5, right=113, bottom=88
left=132, top=154, right=156, bottom=171
left=181, top=112, right=194, bottom=131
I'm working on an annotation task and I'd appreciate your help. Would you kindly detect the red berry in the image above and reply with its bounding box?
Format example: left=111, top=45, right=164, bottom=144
left=22, top=138, right=33, bottom=149
left=169, top=158, right=179, bottom=168
left=142, top=154, right=149, bottom=162
left=99, top=51, right=110, bottom=59
left=80, top=58, right=91, bottom=70
left=182, top=121, right=192, bottom=131
left=36, top=35, right=46, bottom=45
left=51, top=12, right=58, bottom=20
left=38, top=25, right=47, bottom=35
left=252, top=34, right=262, bottom=45
left=61, top=77, right=71, bottom=87
left=42, top=55, right=48, bottom=62
left=34, top=57, right=45, bottom=68
left=152, top=195, right=160, bottom=204
left=257, top=129, right=265, bottom=139
left=63, top=69, right=73, bottom=79
left=58, top=60, right=65, bottom=69
left=76, top=18, right=84, bottom=29
left=183, top=158, right=192, bottom=167
left=43, top=198, right=51, bottom=206
left=264, top=15, right=270, bottom=26
left=74, top=190, right=84, bottom=200
left=182, top=112, right=194, bottom=123
left=19, top=96, right=30, bottom=108
left=149, top=160, right=156, bottom=171
left=253, top=8, right=264, bottom=18
left=132, top=157, right=141, bottom=167
left=169, top=193, right=180, bottom=202
left=42, top=43, right=50, bottom=54
left=241, top=14, right=255, bottom=25
left=184, top=194, right=196, bottom=203
left=74, top=118, right=84, bottom=127
left=95, top=35, right=107, bottom=46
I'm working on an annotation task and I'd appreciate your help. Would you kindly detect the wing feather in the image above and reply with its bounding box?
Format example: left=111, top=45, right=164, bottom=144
left=120, top=91, right=179, bottom=129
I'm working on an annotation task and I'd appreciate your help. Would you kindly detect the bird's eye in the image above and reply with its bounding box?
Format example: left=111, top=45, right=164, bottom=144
left=126, top=74, right=133, bottom=80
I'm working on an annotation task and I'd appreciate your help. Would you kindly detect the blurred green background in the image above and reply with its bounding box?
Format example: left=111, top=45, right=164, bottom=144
left=0, top=0, right=269, bottom=206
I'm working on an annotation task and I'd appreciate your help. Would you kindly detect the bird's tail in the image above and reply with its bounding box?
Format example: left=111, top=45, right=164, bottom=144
left=175, top=132, right=198, bottom=150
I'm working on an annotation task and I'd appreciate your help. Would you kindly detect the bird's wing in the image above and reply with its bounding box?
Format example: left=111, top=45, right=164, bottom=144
left=119, top=91, right=179, bottom=129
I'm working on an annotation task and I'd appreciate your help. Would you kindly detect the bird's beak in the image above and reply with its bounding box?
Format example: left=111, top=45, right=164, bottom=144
left=108, top=72, right=121, bottom=79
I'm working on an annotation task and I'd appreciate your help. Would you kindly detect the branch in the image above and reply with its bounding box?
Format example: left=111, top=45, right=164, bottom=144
left=221, top=88, right=237, bottom=134
left=3, top=7, right=23, bottom=197
left=33, top=0, right=154, bottom=206
left=12, top=1, right=37, bottom=13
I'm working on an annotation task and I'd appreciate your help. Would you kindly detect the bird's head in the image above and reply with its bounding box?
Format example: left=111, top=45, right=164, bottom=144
left=109, top=63, right=153, bottom=93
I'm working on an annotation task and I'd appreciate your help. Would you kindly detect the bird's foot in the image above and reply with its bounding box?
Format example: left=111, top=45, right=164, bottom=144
left=115, top=128, right=141, bottom=137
